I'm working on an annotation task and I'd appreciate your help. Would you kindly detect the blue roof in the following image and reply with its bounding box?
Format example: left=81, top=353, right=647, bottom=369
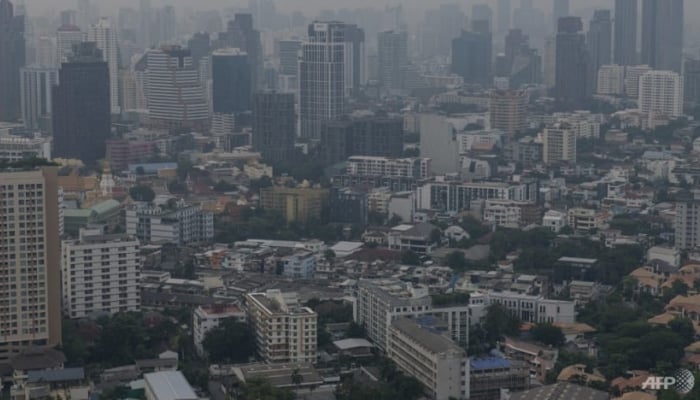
left=27, top=367, right=85, bottom=383
left=470, top=357, right=511, bottom=371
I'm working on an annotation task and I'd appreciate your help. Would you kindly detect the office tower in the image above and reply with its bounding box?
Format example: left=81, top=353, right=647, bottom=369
left=76, top=0, right=96, bottom=30
left=638, top=70, right=684, bottom=118
left=35, top=36, right=57, bottom=68
left=188, top=32, right=211, bottom=66
left=53, top=43, right=110, bottom=163
left=421, top=4, right=467, bottom=59
left=222, top=14, right=263, bottom=91
left=554, top=17, right=590, bottom=109
left=342, top=24, right=366, bottom=96
left=552, top=0, right=570, bottom=31
left=0, top=166, right=62, bottom=363
left=0, top=0, right=25, bottom=122
left=277, top=39, right=301, bottom=92
left=641, top=0, right=684, bottom=73
left=88, top=18, right=120, bottom=114
left=451, top=21, right=493, bottom=86
left=543, top=124, right=576, bottom=164
left=212, top=48, right=251, bottom=114
left=321, top=116, right=404, bottom=165
left=300, top=22, right=346, bottom=141
left=378, top=30, right=408, bottom=92
left=684, top=59, right=700, bottom=108
left=497, top=0, right=512, bottom=33
left=504, top=28, right=542, bottom=88
left=543, top=35, right=556, bottom=88
left=513, top=0, right=547, bottom=49
left=145, top=46, right=209, bottom=131
left=614, top=0, right=638, bottom=66
left=56, top=24, right=83, bottom=63
left=61, top=228, right=141, bottom=319
left=20, top=66, right=58, bottom=132
left=253, top=91, right=296, bottom=165
left=155, top=5, right=176, bottom=45
left=139, top=0, right=152, bottom=49
left=490, top=89, right=528, bottom=136
left=60, top=9, right=77, bottom=26
left=472, top=4, right=493, bottom=31
left=587, top=10, right=612, bottom=91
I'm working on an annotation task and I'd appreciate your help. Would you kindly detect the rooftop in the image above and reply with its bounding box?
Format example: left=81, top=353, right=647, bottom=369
left=391, top=317, right=464, bottom=355
left=470, top=357, right=511, bottom=371
left=144, top=371, right=197, bottom=400
left=510, top=382, right=608, bottom=400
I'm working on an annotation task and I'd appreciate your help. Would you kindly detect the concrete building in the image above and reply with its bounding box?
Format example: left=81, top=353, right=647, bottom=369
left=542, top=210, right=567, bottom=232
left=126, top=203, right=214, bottom=245
left=0, top=136, right=52, bottom=162
left=144, top=371, right=197, bottom=400
left=87, top=18, right=120, bottom=114
left=20, top=67, right=58, bottom=132
left=61, top=228, right=141, bottom=319
left=675, top=191, right=700, bottom=250
left=489, top=89, right=528, bottom=137
left=346, top=156, right=431, bottom=179
left=542, top=124, right=576, bottom=165
left=638, top=70, right=684, bottom=118
left=641, top=0, right=684, bottom=74
left=0, top=166, right=62, bottom=364
left=624, top=65, right=652, bottom=98
left=419, top=114, right=470, bottom=175
left=280, top=251, right=316, bottom=279
left=378, top=30, right=408, bottom=92
left=596, top=64, right=625, bottom=96
left=321, top=116, right=404, bottom=165
left=471, top=291, right=575, bottom=324
left=388, top=317, right=468, bottom=400
left=245, top=290, right=317, bottom=364
left=259, top=186, right=328, bottom=223
left=470, top=357, right=529, bottom=400
left=483, top=200, right=540, bottom=228
left=56, top=24, right=83, bottom=64
left=388, top=223, right=438, bottom=254
left=567, top=208, right=602, bottom=232
left=193, top=304, right=246, bottom=357
left=416, top=179, right=538, bottom=213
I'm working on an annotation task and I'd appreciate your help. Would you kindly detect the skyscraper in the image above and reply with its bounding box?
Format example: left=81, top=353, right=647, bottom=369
left=0, top=0, right=25, bottom=122
left=300, top=22, right=345, bottom=141
left=497, top=0, right=512, bottom=33
left=641, top=0, right=684, bottom=73
left=587, top=10, right=612, bottom=91
left=614, top=0, right=637, bottom=66
left=188, top=32, right=211, bottom=66
left=222, top=14, right=263, bottom=92
left=253, top=91, right=296, bottom=165
left=56, top=24, right=83, bottom=63
left=155, top=5, right=176, bottom=45
left=378, top=30, right=408, bottom=92
left=554, top=17, right=590, bottom=109
left=684, top=59, right=700, bottom=109
left=472, top=4, right=494, bottom=31
left=0, top=166, right=62, bottom=364
left=88, top=18, right=120, bottom=114
left=20, top=66, right=58, bottom=132
left=490, top=89, right=528, bottom=136
left=52, top=42, right=111, bottom=163
left=342, top=24, right=366, bottom=96
left=212, top=48, right=251, bottom=114
left=638, top=70, right=684, bottom=118
left=451, top=21, right=493, bottom=86
left=552, top=0, right=570, bottom=31
left=145, top=45, right=209, bottom=131
left=139, top=0, right=152, bottom=49
left=277, top=39, right=302, bottom=93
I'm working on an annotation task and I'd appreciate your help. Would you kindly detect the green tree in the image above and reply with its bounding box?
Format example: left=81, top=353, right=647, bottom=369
left=202, top=320, right=255, bottom=363
left=530, top=323, right=565, bottom=347
left=129, top=185, right=156, bottom=202
left=446, top=251, right=467, bottom=271
left=483, top=303, right=521, bottom=342
left=291, top=368, right=303, bottom=389
left=401, top=250, right=421, bottom=266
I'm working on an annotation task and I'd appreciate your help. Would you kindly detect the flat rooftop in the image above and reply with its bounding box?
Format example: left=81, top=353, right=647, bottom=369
left=144, top=371, right=197, bottom=400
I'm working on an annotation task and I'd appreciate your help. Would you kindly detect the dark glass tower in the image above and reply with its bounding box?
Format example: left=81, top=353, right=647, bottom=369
left=587, top=10, right=612, bottom=91
left=0, top=0, right=25, bottom=122
left=614, top=0, right=637, bottom=66
left=641, top=0, right=684, bottom=73
left=222, top=13, right=263, bottom=91
left=554, top=17, right=590, bottom=109
left=212, top=48, right=251, bottom=113
left=451, top=21, right=493, bottom=86
left=253, top=91, right=296, bottom=165
left=52, top=42, right=111, bottom=164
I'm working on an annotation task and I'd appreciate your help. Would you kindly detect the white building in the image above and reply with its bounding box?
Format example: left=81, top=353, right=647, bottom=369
left=87, top=18, right=120, bottom=114
left=675, top=192, right=700, bottom=251
left=624, top=65, right=652, bottom=99
left=638, top=70, right=684, bottom=118
left=597, top=64, right=625, bottom=95
left=483, top=199, right=526, bottom=228
left=416, top=178, right=538, bottom=213
left=471, top=291, right=575, bottom=324
left=281, top=251, right=316, bottom=278
left=388, top=318, right=468, bottom=400
left=61, top=228, right=141, bottom=319
left=542, top=210, right=567, bottom=232
left=346, top=156, right=432, bottom=178
left=56, top=25, right=84, bottom=63
left=193, top=304, right=246, bottom=357
left=419, top=114, right=465, bottom=175
left=126, top=202, right=214, bottom=245
left=0, top=135, right=52, bottom=162
left=388, top=191, right=415, bottom=222
left=245, top=290, right=317, bottom=364
left=542, top=124, right=576, bottom=164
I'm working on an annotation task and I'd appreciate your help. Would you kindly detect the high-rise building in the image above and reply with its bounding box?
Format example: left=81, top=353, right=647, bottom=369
left=587, top=10, right=612, bottom=91
left=300, top=21, right=346, bottom=141
left=497, top=0, right=512, bottom=33
left=676, top=192, right=700, bottom=250
left=0, top=166, right=62, bottom=364
left=155, top=5, right=176, bottom=45
left=35, top=36, right=57, bottom=68
left=56, top=24, right=83, bottom=63
left=253, top=91, right=296, bottom=165
left=472, top=4, right=494, bottom=31
left=321, top=116, right=404, bottom=165
left=554, top=17, right=590, bottom=109
left=624, top=64, right=652, bottom=98
left=139, top=0, right=152, bottom=49
left=378, top=30, right=408, bottom=92
left=126, top=202, right=214, bottom=245
left=187, top=31, right=211, bottom=66
left=246, top=290, right=317, bottom=364
left=552, top=0, right=570, bottom=31
left=490, top=90, right=528, bottom=136
left=212, top=48, right=251, bottom=114
left=451, top=21, right=493, bottom=86
left=641, top=0, right=684, bottom=73
left=221, top=14, right=263, bottom=92
left=52, top=42, right=111, bottom=163
left=20, top=66, right=58, bottom=132
left=145, top=46, right=209, bottom=131
left=597, top=64, right=626, bottom=95
left=0, top=0, right=25, bottom=122
left=514, top=0, right=547, bottom=49
left=614, top=0, right=638, bottom=66
left=543, top=124, right=576, bottom=164
left=277, top=39, right=301, bottom=92
left=61, top=228, right=141, bottom=319
left=684, top=59, right=700, bottom=109
left=88, top=18, right=120, bottom=114
left=342, top=24, right=366, bottom=96
left=504, top=29, right=542, bottom=88
left=638, top=70, right=684, bottom=118
left=421, top=4, right=467, bottom=59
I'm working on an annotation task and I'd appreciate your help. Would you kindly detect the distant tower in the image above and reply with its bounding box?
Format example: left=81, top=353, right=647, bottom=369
left=641, top=0, right=684, bottom=73
left=552, top=0, right=570, bottom=31
left=0, top=0, right=25, bottom=122
left=378, top=30, right=408, bottom=92
left=222, top=14, right=263, bottom=91
left=614, top=0, right=637, bottom=66
left=497, top=0, right=512, bottom=33
left=56, top=24, right=83, bottom=63
left=587, top=10, right=612, bottom=92
left=253, top=91, right=296, bottom=165
left=212, top=48, right=251, bottom=113
left=20, top=66, right=58, bottom=132
left=554, top=17, right=590, bottom=109
left=88, top=18, right=120, bottom=114
left=451, top=21, right=493, bottom=86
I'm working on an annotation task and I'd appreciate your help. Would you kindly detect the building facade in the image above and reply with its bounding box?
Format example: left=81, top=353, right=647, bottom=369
left=252, top=91, right=296, bottom=165
left=614, top=0, right=637, bottom=66
left=641, top=0, right=684, bottom=73
left=489, top=89, right=528, bottom=136
left=87, top=18, right=120, bottom=114
left=586, top=9, right=612, bottom=92
left=554, top=17, right=590, bottom=109
left=378, top=30, right=408, bottom=92
left=126, top=203, right=214, bottom=245
left=0, top=0, right=25, bottom=122
left=321, top=116, right=404, bottom=165
left=346, top=156, right=431, bottom=179
left=259, top=186, right=328, bottom=223
left=451, top=23, right=492, bottom=86
left=638, top=70, right=684, bottom=118
left=212, top=48, right=251, bottom=113
left=20, top=67, right=58, bottom=132
left=542, top=125, right=576, bottom=165
left=61, top=228, right=141, bottom=319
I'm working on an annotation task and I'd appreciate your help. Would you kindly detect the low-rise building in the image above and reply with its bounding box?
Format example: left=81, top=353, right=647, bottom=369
left=280, top=251, right=316, bottom=278
left=193, top=304, right=246, bottom=357
left=469, top=357, right=529, bottom=400
left=245, top=290, right=317, bottom=364
left=144, top=371, right=197, bottom=400
left=259, top=186, right=328, bottom=223
left=387, top=222, right=438, bottom=254
left=567, top=208, right=602, bottom=232
left=542, top=210, right=567, bottom=232
left=126, top=201, right=214, bottom=245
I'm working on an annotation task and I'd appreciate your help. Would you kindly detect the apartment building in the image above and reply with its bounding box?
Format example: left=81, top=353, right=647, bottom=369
left=567, top=207, right=602, bottom=232
left=416, top=178, right=539, bottom=213
left=346, top=156, right=432, bottom=179
left=483, top=200, right=541, bottom=228
left=259, top=186, right=328, bottom=224
left=126, top=202, right=214, bottom=245
left=388, top=317, right=468, bottom=400
left=542, top=124, right=576, bottom=164
left=470, top=291, right=575, bottom=324
left=193, top=304, right=246, bottom=357
left=61, top=228, right=141, bottom=319
left=280, top=251, right=316, bottom=279
left=245, top=290, right=317, bottom=364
